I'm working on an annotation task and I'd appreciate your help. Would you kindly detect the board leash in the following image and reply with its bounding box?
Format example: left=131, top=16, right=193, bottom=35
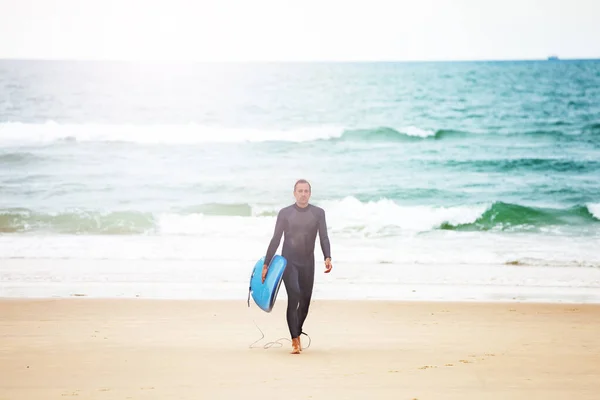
left=248, top=318, right=311, bottom=350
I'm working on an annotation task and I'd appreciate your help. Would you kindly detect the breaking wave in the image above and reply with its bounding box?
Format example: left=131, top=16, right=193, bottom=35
left=3, top=199, right=597, bottom=236
left=0, top=122, right=468, bottom=146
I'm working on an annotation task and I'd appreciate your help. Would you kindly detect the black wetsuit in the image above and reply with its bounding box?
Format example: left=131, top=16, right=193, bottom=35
left=264, top=203, right=331, bottom=339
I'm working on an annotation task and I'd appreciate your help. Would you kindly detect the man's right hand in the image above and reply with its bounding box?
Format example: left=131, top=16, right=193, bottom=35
left=261, top=264, right=268, bottom=283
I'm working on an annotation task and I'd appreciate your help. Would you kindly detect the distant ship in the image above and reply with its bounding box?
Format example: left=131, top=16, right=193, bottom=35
left=547, top=55, right=559, bottom=61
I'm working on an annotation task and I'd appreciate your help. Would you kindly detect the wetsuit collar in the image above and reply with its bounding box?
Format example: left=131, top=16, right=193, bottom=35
left=294, top=203, right=310, bottom=212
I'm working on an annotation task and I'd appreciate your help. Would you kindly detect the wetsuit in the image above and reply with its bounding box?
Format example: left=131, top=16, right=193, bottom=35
left=264, top=203, right=331, bottom=339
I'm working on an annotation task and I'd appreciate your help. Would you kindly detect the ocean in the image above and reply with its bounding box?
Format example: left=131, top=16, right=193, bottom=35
left=1, top=59, right=599, bottom=303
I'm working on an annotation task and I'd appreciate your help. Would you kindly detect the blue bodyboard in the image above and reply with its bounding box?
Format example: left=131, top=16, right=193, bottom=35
left=248, top=255, right=287, bottom=312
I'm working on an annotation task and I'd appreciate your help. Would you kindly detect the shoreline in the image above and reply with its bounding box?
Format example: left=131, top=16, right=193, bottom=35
left=2, top=258, right=600, bottom=305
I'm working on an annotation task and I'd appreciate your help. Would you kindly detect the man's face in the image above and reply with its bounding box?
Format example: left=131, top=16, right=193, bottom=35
left=294, top=183, right=311, bottom=206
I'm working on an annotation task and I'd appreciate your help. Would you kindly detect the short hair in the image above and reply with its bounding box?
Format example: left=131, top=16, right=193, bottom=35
left=294, top=179, right=311, bottom=192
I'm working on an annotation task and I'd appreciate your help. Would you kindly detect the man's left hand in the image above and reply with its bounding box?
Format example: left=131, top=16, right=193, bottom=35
left=324, top=258, right=333, bottom=273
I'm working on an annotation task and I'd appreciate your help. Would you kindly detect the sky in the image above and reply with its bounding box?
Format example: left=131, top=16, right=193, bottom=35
left=0, top=0, right=599, bottom=62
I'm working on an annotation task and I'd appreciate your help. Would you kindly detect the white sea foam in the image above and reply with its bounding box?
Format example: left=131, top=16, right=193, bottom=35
left=400, top=126, right=437, bottom=138
left=588, top=203, right=600, bottom=220
left=1, top=228, right=599, bottom=269
left=320, top=196, right=488, bottom=235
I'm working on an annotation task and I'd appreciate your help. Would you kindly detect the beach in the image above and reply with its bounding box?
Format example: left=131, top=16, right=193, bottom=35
left=1, top=298, right=599, bottom=399
left=2, top=59, right=600, bottom=399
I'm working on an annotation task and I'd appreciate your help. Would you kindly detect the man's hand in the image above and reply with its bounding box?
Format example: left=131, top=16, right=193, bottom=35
left=261, top=264, right=268, bottom=283
left=324, top=257, right=333, bottom=273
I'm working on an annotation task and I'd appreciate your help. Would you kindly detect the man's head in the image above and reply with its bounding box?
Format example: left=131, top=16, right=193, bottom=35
left=293, top=179, right=311, bottom=208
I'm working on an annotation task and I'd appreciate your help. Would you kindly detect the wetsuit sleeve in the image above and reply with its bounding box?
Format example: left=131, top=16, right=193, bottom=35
left=318, top=208, right=331, bottom=260
left=264, top=209, right=286, bottom=267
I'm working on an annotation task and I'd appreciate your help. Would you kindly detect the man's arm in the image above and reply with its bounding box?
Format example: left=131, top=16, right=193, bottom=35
left=318, top=208, right=331, bottom=261
left=264, top=210, right=286, bottom=268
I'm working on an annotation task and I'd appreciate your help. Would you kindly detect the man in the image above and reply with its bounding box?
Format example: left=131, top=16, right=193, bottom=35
left=262, top=179, right=332, bottom=354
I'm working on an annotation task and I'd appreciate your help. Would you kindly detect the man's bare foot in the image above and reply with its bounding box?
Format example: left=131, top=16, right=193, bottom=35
left=291, top=338, right=301, bottom=354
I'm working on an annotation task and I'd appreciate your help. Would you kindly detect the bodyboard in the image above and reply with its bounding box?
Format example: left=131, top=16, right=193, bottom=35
left=248, top=255, right=287, bottom=312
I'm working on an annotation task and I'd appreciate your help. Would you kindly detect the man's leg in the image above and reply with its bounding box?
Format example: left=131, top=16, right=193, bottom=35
left=282, top=263, right=302, bottom=353
left=297, top=261, right=315, bottom=346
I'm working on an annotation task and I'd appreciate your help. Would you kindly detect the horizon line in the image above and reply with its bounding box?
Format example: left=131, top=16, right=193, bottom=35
left=1, top=56, right=599, bottom=63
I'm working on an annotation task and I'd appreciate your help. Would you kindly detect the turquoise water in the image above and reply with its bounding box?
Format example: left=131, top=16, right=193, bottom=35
left=1, top=59, right=599, bottom=301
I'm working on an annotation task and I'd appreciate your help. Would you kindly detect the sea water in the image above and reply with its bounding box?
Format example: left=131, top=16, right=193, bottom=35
left=1, top=60, right=600, bottom=302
